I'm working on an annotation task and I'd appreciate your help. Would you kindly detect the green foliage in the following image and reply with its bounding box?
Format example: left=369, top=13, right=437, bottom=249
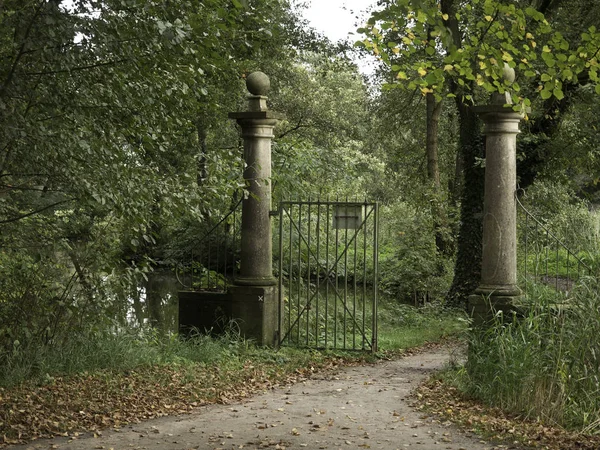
left=0, top=0, right=318, bottom=355
left=269, top=52, right=384, bottom=201
left=359, top=0, right=600, bottom=108
left=459, top=276, right=600, bottom=432
left=378, top=202, right=454, bottom=302
left=378, top=300, right=468, bottom=351
left=0, top=324, right=240, bottom=388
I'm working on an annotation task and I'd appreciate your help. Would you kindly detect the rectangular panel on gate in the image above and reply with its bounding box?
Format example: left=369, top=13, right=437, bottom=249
left=277, top=200, right=378, bottom=352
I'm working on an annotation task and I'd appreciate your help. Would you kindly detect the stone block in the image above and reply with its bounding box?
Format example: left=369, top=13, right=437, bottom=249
left=178, top=291, right=232, bottom=336
left=229, top=285, right=279, bottom=347
left=468, top=293, right=521, bottom=326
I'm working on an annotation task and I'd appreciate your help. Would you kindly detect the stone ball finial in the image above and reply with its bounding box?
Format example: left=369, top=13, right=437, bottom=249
left=502, top=63, right=515, bottom=84
left=246, top=71, right=270, bottom=96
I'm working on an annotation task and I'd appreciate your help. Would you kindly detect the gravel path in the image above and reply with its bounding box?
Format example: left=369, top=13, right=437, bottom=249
left=12, top=346, right=515, bottom=450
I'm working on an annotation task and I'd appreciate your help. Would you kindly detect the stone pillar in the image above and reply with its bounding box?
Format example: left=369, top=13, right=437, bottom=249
left=228, top=72, right=283, bottom=345
left=469, top=65, right=522, bottom=325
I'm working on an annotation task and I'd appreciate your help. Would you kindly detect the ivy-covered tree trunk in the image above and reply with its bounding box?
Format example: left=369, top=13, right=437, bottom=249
left=426, top=92, right=452, bottom=256
left=446, top=104, right=484, bottom=308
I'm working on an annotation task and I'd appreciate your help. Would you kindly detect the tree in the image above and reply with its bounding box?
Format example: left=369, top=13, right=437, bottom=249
left=0, top=0, right=310, bottom=350
left=359, top=0, right=600, bottom=306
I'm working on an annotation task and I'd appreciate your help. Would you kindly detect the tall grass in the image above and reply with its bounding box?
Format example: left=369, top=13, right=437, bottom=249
left=0, top=325, right=244, bottom=388
left=461, top=276, right=600, bottom=433
left=1, top=295, right=468, bottom=388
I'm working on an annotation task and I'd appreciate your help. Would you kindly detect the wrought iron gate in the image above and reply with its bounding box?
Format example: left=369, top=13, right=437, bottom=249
left=277, top=200, right=379, bottom=352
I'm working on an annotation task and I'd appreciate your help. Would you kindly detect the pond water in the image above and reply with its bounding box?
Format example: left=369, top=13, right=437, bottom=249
left=127, top=270, right=181, bottom=334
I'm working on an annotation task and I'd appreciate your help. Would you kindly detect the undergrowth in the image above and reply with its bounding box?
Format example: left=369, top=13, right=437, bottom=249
left=0, top=296, right=467, bottom=444
left=377, top=300, right=468, bottom=351
left=449, top=276, right=600, bottom=434
left=0, top=298, right=465, bottom=388
left=0, top=326, right=246, bottom=388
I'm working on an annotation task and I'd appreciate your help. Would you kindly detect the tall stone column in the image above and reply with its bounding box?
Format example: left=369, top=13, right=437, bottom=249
left=469, top=66, right=523, bottom=325
left=228, top=72, right=283, bottom=345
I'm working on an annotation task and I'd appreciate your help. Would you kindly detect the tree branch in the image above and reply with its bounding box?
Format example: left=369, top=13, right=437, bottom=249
left=0, top=199, right=70, bottom=224
left=23, top=58, right=128, bottom=76
left=277, top=117, right=308, bottom=139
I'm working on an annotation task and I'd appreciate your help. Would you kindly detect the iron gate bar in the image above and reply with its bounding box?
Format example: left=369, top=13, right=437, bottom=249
left=373, top=203, right=379, bottom=351
left=315, top=202, right=320, bottom=348
left=279, top=204, right=373, bottom=313
left=307, top=201, right=311, bottom=346
left=297, top=203, right=302, bottom=344
left=278, top=208, right=373, bottom=348
left=517, top=194, right=593, bottom=300
left=325, top=202, right=330, bottom=348
left=277, top=200, right=378, bottom=351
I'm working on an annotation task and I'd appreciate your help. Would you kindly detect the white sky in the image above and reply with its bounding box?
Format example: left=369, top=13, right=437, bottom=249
left=302, top=0, right=377, bottom=42
left=301, top=0, right=379, bottom=75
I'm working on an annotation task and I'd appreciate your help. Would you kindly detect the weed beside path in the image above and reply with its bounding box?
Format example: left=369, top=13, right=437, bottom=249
left=414, top=376, right=600, bottom=450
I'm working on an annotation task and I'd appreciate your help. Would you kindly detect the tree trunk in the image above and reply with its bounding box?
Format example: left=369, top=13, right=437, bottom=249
left=445, top=103, right=484, bottom=308
left=426, top=93, right=452, bottom=256
left=441, top=0, right=485, bottom=308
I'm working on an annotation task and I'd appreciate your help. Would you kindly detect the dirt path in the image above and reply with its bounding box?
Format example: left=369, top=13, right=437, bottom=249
left=11, top=346, right=515, bottom=450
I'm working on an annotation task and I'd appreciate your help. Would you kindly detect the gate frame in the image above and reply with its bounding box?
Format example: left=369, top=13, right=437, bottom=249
left=277, top=199, right=379, bottom=352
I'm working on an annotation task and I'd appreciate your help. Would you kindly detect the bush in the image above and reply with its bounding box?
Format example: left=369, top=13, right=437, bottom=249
left=378, top=202, right=453, bottom=303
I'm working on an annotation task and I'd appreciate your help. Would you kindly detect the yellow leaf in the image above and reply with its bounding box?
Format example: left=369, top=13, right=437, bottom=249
left=443, top=64, right=453, bottom=72
left=489, top=57, right=498, bottom=65
left=392, top=47, right=400, bottom=54
left=397, top=71, right=407, bottom=80
left=543, top=45, right=551, bottom=52
left=479, top=61, right=487, bottom=70
left=485, top=15, right=493, bottom=21
left=418, top=67, right=427, bottom=76
left=526, top=32, right=534, bottom=39
left=442, top=13, right=449, bottom=20
left=530, top=41, right=536, bottom=48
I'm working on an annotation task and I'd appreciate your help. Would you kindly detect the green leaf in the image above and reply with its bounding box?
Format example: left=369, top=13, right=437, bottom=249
left=553, top=88, right=564, bottom=100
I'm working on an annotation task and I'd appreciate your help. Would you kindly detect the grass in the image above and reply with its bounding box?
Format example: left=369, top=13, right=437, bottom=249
left=0, top=294, right=467, bottom=444
left=0, top=296, right=465, bottom=388
left=445, top=276, right=600, bottom=434
left=377, top=300, right=468, bottom=352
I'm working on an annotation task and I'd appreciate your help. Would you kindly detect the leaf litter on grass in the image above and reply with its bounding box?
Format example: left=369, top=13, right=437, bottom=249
left=413, top=378, right=600, bottom=450
left=0, top=356, right=351, bottom=447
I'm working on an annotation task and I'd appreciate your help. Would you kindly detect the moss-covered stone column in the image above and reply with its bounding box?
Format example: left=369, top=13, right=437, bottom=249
left=228, top=72, right=283, bottom=345
left=469, top=66, right=522, bottom=325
